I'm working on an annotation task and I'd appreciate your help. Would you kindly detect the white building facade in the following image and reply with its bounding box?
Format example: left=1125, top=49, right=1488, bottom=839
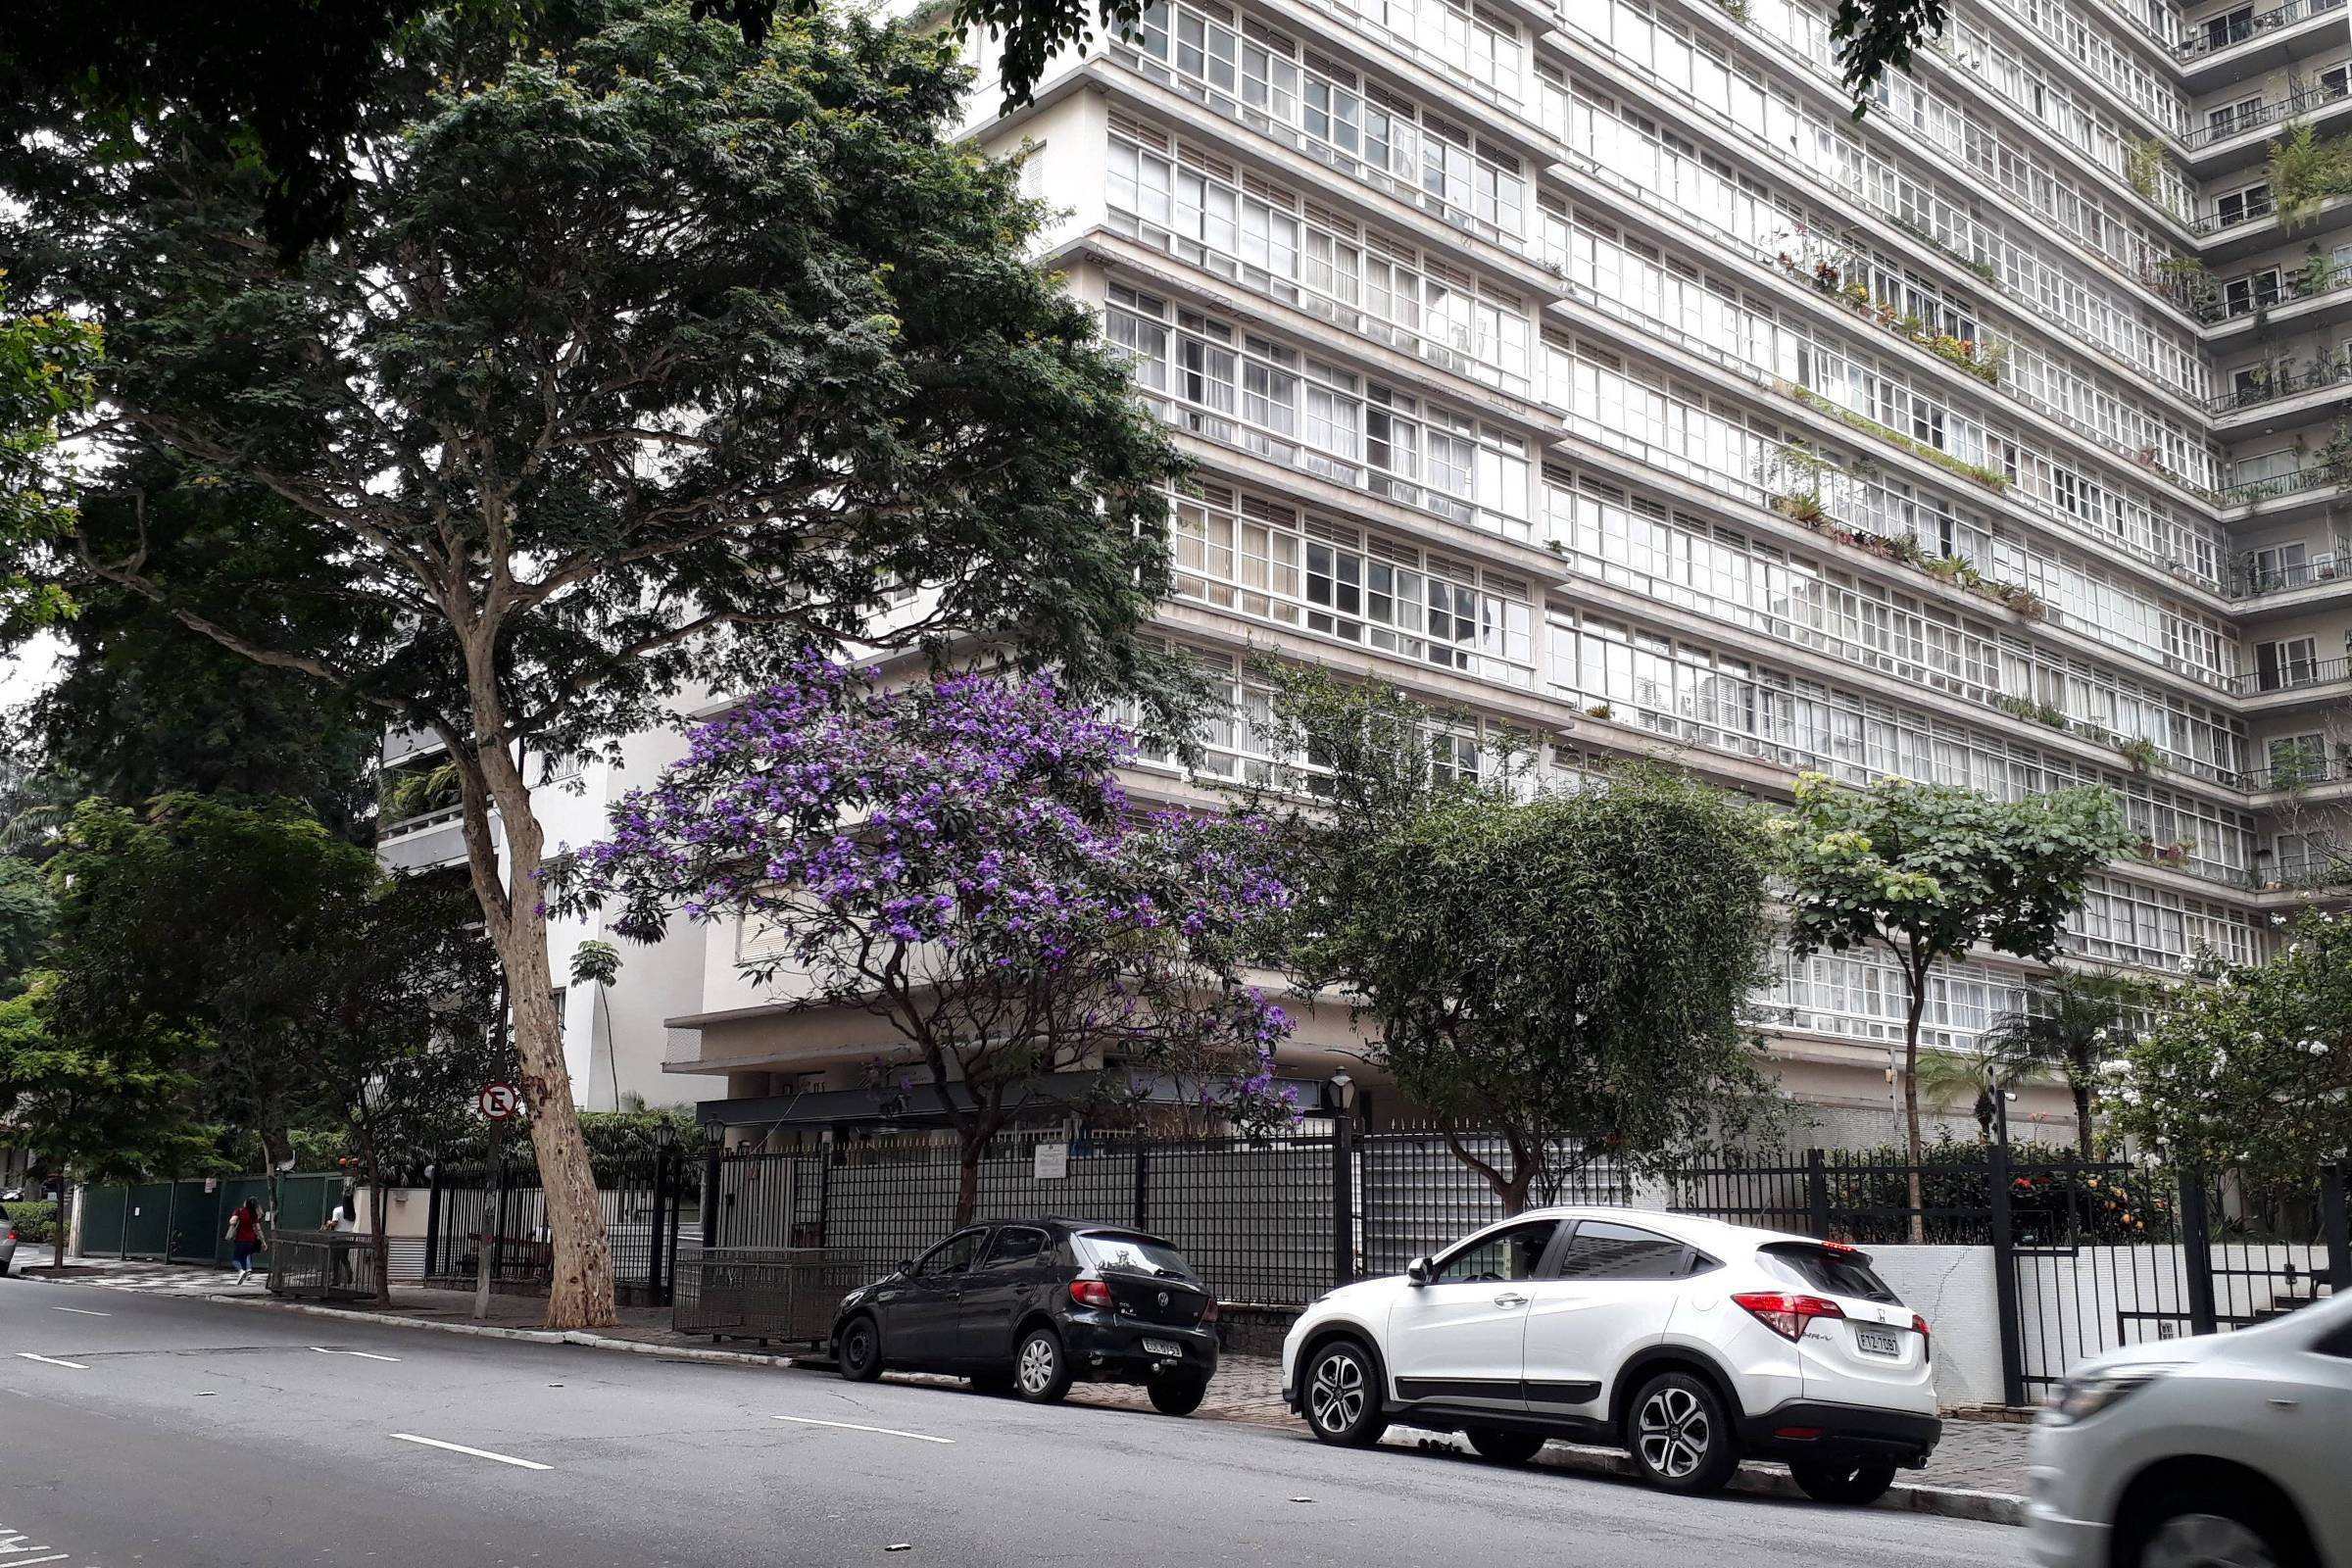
left=382, top=0, right=2352, bottom=1148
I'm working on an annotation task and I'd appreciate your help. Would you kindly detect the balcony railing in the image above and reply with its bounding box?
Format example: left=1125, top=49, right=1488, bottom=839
left=2243, top=753, right=2352, bottom=790
left=2209, top=357, right=2352, bottom=413
left=2176, top=0, right=2347, bottom=60
left=2188, top=196, right=2276, bottom=235
left=2184, top=80, right=2352, bottom=150
left=2236, top=654, right=2352, bottom=696
left=2221, top=462, right=2348, bottom=506
left=2229, top=554, right=2348, bottom=596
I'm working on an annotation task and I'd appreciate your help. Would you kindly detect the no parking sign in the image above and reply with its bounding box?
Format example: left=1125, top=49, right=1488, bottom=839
left=477, top=1082, right=523, bottom=1121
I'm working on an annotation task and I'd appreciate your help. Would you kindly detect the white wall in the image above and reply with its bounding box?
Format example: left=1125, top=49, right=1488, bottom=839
left=1869, top=1247, right=2008, bottom=1408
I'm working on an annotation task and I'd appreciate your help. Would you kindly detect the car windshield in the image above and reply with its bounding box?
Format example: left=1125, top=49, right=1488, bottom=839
left=1074, top=1232, right=1195, bottom=1278
left=1758, top=1243, right=1901, bottom=1303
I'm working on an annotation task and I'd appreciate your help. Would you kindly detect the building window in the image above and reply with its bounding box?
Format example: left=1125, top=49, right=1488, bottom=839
left=2255, top=636, right=2320, bottom=692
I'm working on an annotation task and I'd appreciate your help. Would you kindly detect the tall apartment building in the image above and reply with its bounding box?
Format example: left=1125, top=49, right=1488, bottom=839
left=385, top=0, right=2352, bottom=1148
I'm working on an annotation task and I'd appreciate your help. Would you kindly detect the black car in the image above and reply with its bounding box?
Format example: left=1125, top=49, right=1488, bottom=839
left=830, top=1217, right=1220, bottom=1414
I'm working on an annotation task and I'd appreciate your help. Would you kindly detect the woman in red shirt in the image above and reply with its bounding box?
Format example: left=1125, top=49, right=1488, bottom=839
left=227, top=1200, right=263, bottom=1283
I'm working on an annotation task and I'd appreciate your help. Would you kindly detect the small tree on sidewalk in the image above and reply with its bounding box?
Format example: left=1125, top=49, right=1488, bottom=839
left=557, top=660, right=1297, bottom=1223
left=1773, top=773, right=2135, bottom=1239
left=1315, top=765, right=1779, bottom=1211
left=291, top=875, right=502, bottom=1302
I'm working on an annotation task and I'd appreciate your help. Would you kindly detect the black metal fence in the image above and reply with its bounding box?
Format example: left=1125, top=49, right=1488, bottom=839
left=423, top=1131, right=691, bottom=1305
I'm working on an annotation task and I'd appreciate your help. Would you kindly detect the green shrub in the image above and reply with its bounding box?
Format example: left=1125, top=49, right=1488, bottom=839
left=4, top=1200, right=59, bottom=1246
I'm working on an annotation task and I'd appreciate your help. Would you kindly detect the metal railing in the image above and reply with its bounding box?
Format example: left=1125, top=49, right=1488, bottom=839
left=2244, top=753, right=2352, bottom=789
left=269, top=1230, right=382, bottom=1302
left=2176, top=0, right=2347, bottom=59
left=2221, top=463, right=2348, bottom=507
left=2183, top=80, right=2352, bottom=149
left=2236, top=654, right=2352, bottom=695
left=671, top=1247, right=870, bottom=1345
left=2209, top=359, right=2352, bottom=414
left=2229, top=554, right=2348, bottom=596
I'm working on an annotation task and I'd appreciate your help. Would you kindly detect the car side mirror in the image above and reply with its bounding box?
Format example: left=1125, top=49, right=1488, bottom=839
left=1406, top=1256, right=1433, bottom=1286
left=895, top=1259, right=915, bottom=1278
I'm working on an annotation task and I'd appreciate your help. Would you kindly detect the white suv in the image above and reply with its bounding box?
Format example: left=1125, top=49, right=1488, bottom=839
left=2027, top=1289, right=2351, bottom=1568
left=1282, top=1207, right=1939, bottom=1502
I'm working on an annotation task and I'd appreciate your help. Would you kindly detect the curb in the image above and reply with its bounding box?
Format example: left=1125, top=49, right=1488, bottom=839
left=27, top=1270, right=2028, bottom=1527
left=1496, top=1441, right=2024, bottom=1526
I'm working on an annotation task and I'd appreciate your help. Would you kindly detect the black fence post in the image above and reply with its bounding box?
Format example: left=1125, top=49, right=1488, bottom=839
left=1331, top=1117, right=1355, bottom=1289
left=423, top=1153, right=443, bottom=1282
left=1132, top=1140, right=1152, bottom=1233
left=1986, top=1138, right=2027, bottom=1407
left=701, top=1133, right=723, bottom=1250
left=2179, top=1170, right=2219, bottom=1336
left=1805, top=1148, right=1831, bottom=1238
left=647, top=1140, right=672, bottom=1302
left=2321, top=1162, right=2350, bottom=1295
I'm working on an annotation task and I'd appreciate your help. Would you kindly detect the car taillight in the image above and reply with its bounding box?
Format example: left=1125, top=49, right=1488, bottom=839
left=1732, top=1291, right=1845, bottom=1342
left=1911, top=1312, right=1931, bottom=1339
left=1069, top=1279, right=1113, bottom=1309
left=1200, top=1298, right=1219, bottom=1323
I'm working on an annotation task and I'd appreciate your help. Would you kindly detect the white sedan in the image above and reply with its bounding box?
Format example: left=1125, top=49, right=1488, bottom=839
left=2028, top=1289, right=2352, bottom=1568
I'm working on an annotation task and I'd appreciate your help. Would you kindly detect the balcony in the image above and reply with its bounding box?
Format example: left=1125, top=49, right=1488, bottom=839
left=2234, top=653, right=2352, bottom=697
left=2229, top=552, right=2350, bottom=597
left=2209, top=357, right=2352, bottom=416
left=2220, top=461, right=2348, bottom=508
left=2185, top=82, right=2351, bottom=153
left=2242, top=753, right=2352, bottom=790
left=2177, top=0, right=2349, bottom=67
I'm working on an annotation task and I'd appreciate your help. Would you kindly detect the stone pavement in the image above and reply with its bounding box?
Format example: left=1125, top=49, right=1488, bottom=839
left=25, top=1257, right=2033, bottom=1503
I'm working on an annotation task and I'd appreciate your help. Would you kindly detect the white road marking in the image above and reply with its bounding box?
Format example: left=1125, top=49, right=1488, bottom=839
left=6, top=1554, right=71, bottom=1566
left=387, top=1433, right=551, bottom=1470
left=770, top=1414, right=955, bottom=1445
left=12, top=1353, right=88, bottom=1370
left=47, top=1306, right=110, bottom=1317
left=311, top=1348, right=400, bottom=1361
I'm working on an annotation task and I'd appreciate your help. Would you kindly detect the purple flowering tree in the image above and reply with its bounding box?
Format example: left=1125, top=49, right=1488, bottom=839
left=558, top=660, right=1298, bottom=1221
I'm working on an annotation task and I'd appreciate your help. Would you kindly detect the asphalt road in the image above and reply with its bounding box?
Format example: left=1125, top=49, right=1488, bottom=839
left=0, top=1278, right=2030, bottom=1568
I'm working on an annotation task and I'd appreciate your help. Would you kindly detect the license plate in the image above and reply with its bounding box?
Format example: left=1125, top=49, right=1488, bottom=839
left=1855, top=1328, right=1903, bottom=1357
left=1142, top=1338, right=1183, bottom=1357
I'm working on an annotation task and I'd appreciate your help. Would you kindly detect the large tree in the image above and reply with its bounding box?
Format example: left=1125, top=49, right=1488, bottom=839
left=1773, top=772, right=2137, bottom=1237
left=0, top=280, right=100, bottom=636
left=4, top=2, right=1185, bottom=1326
left=47, top=797, right=385, bottom=1183
left=1323, top=766, right=1776, bottom=1212
left=2113, top=912, right=2352, bottom=1188
left=0, top=976, right=213, bottom=1266
left=558, top=659, right=1296, bottom=1222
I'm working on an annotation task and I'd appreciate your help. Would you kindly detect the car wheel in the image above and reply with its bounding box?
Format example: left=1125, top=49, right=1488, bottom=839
left=1148, top=1372, right=1207, bottom=1416
left=1013, top=1327, right=1071, bottom=1404
left=835, top=1314, right=883, bottom=1383
left=1789, top=1459, right=1896, bottom=1506
left=2131, top=1501, right=2307, bottom=1568
left=1301, top=1338, right=1387, bottom=1447
left=1625, top=1371, right=1738, bottom=1494
left=1465, top=1428, right=1546, bottom=1465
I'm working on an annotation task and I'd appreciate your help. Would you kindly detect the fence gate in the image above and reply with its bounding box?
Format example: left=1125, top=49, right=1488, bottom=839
left=2001, top=1160, right=2350, bottom=1404
left=423, top=1134, right=688, bottom=1305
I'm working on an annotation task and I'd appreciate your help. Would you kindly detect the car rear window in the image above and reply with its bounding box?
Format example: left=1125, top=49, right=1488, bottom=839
left=1074, top=1232, right=1196, bottom=1279
left=1758, top=1243, right=1901, bottom=1303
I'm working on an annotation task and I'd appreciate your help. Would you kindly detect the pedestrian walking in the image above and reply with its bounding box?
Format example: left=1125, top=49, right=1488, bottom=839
left=323, top=1193, right=360, bottom=1286
left=226, top=1200, right=263, bottom=1284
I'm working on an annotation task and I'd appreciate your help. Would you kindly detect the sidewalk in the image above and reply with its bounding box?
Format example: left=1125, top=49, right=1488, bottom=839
left=22, top=1257, right=2032, bottom=1519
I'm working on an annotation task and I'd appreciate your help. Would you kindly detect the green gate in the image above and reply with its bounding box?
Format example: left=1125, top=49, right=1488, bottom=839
left=76, top=1172, right=347, bottom=1266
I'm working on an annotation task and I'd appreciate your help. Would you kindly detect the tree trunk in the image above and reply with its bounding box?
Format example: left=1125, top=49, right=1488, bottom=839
left=1901, top=962, right=1929, bottom=1246
left=51, top=1158, right=68, bottom=1268
left=357, top=1102, right=391, bottom=1304
left=464, top=735, right=614, bottom=1331
left=2072, top=1082, right=2096, bottom=1162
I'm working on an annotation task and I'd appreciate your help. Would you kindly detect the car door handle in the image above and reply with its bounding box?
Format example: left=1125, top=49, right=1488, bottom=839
left=1494, top=1293, right=1528, bottom=1308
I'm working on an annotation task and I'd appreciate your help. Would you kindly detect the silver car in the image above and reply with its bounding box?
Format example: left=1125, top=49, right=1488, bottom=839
left=0, top=1210, right=19, bottom=1277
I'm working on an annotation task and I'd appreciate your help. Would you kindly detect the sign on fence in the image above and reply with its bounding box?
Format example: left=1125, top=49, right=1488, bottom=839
left=1032, top=1143, right=1069, bottom=1181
